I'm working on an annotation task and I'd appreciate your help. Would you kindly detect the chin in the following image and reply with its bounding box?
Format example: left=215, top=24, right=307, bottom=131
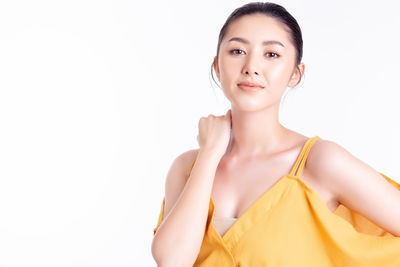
left=231, top=102, right=270, bottom=113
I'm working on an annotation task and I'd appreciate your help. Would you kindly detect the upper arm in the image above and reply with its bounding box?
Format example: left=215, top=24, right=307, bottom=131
left=308, top=139, right=400, bottom=237
left=162, top=149, right=199, bottom=223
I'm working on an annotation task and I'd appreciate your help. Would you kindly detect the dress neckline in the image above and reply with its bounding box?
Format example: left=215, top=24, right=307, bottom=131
left=205, top=135, right=322, bottom=245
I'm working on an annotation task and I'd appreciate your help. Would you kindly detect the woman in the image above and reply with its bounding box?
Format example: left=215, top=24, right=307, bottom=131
left=151, top=2, right=400, bottom=266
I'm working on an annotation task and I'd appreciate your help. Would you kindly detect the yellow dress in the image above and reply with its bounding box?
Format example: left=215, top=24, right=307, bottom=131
left=153, top=136, right=400, bottom=266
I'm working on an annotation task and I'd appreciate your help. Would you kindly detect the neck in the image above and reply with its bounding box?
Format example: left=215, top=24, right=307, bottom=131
left=225, top=106, right=289, bottom=159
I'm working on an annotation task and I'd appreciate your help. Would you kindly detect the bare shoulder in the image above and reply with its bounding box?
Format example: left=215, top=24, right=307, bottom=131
left=162, top=148, right=200, bottom=219
left=181, top=148, right=200, bottom=178
left=167, top=148, right=199, bottom=182
left=305, top=138, right=374, bottom=187
left=306, top=138, right=377, bottom=184
left=305, top=138, right=342, bottom=178
left=306, top=138, right=400, bottom=236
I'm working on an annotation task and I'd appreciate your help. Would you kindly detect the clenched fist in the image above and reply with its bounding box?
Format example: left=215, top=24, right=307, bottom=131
left=197, top=109, right=232, bottom=160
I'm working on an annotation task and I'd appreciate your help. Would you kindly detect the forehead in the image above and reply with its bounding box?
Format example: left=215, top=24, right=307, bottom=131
left=223, top=14, right=291, bottom=46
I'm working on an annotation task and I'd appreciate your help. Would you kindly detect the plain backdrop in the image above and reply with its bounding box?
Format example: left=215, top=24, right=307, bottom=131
left=0, top=0, right=399, bottom=266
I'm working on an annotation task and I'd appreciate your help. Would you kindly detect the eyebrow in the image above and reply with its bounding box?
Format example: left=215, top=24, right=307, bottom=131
left=227, top=37, right=285, bottom=48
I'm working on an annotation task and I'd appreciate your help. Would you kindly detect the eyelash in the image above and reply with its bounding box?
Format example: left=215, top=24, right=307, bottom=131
left=229, top=49, right=280, bottom=58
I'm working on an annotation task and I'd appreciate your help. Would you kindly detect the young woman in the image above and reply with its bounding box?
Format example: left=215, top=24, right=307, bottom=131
left=151, top=2, right=400, bottom=266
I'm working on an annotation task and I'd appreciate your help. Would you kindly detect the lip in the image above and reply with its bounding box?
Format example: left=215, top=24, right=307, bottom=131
left=237, top=82, right=264, bottom=92
left=238, top=81, right=264, bottom=88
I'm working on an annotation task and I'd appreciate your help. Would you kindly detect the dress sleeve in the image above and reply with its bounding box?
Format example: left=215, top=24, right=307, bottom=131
left=333, top=172, right=400, bottom=237
left=153, top=197, right=165, bottom=236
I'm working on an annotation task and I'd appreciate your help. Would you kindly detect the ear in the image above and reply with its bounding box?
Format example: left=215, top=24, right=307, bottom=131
left=288, top=62, right=305, bottom=88
left=213, top=56, right=220, bottom=81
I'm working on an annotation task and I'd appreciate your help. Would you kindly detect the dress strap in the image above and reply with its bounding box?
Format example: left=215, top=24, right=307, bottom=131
left=289, top=136, right=322, bottom=177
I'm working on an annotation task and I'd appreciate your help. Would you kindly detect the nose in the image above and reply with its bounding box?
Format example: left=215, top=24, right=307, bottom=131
left=245, top=70, right=259, bottom=75
left=243, top=55, right=261, bottom=76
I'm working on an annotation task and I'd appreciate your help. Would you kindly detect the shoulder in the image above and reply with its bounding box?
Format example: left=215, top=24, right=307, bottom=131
left=162, top=148, right=200, bottom=219
left=305, top=138, right=364, bottom=185
left=303, top=138, right=361, bottom=201
left=178, top=148, right=200, bottom=178
left=306, top=135, right=385, bottom=181
left=306, top=138, right=348, bottom=173
left=167, top=148, right=199, bottom=183
left=305, top=137, right=382, bottom=181
left=306, top=138, right=400, bottom=236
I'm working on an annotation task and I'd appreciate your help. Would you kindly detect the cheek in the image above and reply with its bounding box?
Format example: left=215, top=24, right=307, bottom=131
left=264, top=65, right=294, bottom=94
left=219, top=57, right=238, bottom=82
left=264, top=62, right=290, bottom=83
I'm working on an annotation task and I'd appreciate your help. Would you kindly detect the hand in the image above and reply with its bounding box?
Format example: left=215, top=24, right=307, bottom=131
left=197, top=109, right=232, bottom=159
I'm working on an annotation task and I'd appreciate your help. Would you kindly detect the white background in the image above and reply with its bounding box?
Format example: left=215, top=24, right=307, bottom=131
left=0, top=0, right=399, bottom=266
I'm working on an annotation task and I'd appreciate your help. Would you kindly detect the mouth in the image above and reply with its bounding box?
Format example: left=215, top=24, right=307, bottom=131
left=237, top=84, right=264, bottom=92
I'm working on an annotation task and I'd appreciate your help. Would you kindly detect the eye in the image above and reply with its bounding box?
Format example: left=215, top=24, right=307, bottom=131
left=229, top=49, right=280, bottom=58
left=266, top=52, right=280, bottom=58
left=229, top=49, right=245, bottom=55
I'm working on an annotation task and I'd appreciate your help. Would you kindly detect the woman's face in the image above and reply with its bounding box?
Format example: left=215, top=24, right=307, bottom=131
left=214, top=14, right=304, bottom=111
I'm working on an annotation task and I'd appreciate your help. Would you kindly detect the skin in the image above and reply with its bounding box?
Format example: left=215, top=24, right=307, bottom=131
left=152, top=14, right=399, bottom=266
left=208, top=14, right=337, bottom=218
left=214, top=14, right=305, bottom=159
left=199, top=13, right=400, bottom=238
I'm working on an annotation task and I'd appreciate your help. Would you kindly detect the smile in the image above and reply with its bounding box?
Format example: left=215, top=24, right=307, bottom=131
left=237, top=84, right=263, bottom=92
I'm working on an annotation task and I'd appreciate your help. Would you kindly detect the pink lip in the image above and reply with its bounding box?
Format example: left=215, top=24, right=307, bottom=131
left=238, top=83, right=264, bottom=92
left=238, top=81, right=264, bottom=87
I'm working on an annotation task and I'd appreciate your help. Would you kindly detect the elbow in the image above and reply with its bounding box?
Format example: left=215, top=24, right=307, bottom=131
left=152, top=231, right=197, bottom=267
left=151, top=237, right=182, bottom=267
left=152, top=256, right=190, bottom=267
left=152, top=241, right=194, bottom=267
left=157, top=260, right=194, bottom=267
left=151, top=237, right=164, bottom=266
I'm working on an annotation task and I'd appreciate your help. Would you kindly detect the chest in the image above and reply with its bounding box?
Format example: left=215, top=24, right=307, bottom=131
left=211, top=161, right=339, bottom=219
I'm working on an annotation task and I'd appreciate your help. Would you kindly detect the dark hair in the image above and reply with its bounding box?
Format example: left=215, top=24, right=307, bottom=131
left=210, top=2, right=304, bottom=92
